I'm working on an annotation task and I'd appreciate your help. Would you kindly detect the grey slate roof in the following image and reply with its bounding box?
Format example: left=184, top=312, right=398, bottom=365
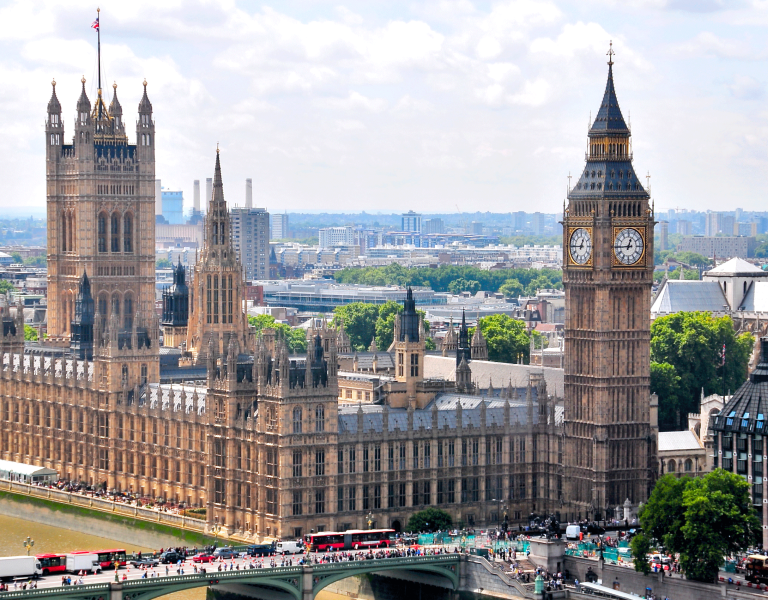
left=337, top=390, right=561, bottom=436
left=712, top=338, right=768, bottom=435
left=651, top=280, right=729, bottom=315
left=738, top=282, right=768, bottom=312
left=706, top=257, right=765, bottom=276
left=423, top=355, right=564, bottom=399
left=658, top=430, right=702, bottom=452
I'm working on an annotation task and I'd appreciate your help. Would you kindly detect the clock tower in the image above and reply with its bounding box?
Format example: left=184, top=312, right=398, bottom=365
left=562, top=47, right=657, bottom=519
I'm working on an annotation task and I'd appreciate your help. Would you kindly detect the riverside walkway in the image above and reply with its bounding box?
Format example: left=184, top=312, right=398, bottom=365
left=0, top=554, right=462, bottom=600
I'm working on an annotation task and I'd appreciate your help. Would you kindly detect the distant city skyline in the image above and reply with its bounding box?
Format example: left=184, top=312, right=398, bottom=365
left=3, top=0, right=768, bottom=213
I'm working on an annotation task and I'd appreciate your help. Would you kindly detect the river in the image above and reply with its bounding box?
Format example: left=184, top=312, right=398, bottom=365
left=0, top=513, right=345, bottom=600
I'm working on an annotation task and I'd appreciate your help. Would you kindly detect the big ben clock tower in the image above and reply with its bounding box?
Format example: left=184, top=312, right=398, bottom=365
left=562, top=46, right=656, bottom=519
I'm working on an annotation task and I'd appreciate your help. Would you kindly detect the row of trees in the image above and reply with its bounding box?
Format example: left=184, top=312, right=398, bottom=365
left=247, top=314, right=308, bottom=354
left=650, top=312, right=753, bottom=431
left=333, top=264, right=561, bottom=297
left=332, top=301, right=435, bottom=352
left=632, top=470, right=760, bottom=582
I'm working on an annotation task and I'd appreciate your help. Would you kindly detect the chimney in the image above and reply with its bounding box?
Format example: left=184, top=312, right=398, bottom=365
left=193, top=180, right=200, bottom=213
left=205, top=178, right=212, bottom=205
left=154, top=179, right=162, bottom=216
left=245, top=178, right=252, bottom=209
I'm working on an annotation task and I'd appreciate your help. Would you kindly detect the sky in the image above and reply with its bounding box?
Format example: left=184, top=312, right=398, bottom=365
left=1, top=0, right=767, bottom=216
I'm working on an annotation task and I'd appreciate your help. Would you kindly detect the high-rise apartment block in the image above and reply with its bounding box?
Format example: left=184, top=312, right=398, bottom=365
left=230, top=207, right=270, bottom=281
left=271, top=213, right=289, bottom=240
left=161, top=188, right=184, bottom=224
left=423, top=218, right=444, bottom=234
left=658, top=221, right=669, bottom=251
left=401, top=211, right=422, bottom=233
left=319, top=227, right=354, bottom=248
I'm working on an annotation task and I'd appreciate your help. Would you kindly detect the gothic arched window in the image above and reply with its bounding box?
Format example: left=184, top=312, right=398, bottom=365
left=98, top=212, right=107, bottom=253
left=123, top=212, right=133, bottom=254
left=315, top=405, right=325, bottom=432
left=293, top=408, right=303, bottom=434
left=124, top=294, right=133, bottom=329
left=61, top=211, right=68, bottom=252
left=111, top=212, right=120, bottom=252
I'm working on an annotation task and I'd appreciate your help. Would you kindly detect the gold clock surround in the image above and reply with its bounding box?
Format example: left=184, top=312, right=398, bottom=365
left=611, top=225, right=646, bottom=267
left=567, top=226, right=594, bottom=267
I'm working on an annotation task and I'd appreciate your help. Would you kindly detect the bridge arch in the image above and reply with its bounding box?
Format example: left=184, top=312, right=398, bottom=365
left=310, top=556, right=459, bottom=599
left=121, top=570, right=302, bottom=600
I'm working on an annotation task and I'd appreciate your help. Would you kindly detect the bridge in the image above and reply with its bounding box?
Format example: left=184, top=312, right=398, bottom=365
left=0, top=555, right=463, bottom=600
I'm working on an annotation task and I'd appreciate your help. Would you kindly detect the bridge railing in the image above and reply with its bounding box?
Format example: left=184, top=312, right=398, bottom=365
left=1, top=480, right=208, bottom=536
left=0, top=583, right=111, bottom=599
left=310, top=553, right=460, bottom=572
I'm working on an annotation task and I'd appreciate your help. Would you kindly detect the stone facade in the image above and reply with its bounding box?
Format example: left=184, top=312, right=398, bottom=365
left=561, top=56, right=657, bottom=520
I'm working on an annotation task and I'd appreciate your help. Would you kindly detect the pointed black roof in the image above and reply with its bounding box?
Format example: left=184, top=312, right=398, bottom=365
left=589, top=62, right=629, bottom=137
left=77, top=77, right=91, bottom=112
left=138, top=79, right=152, bottom=113
left=47, top=80, right=61, bottom=114
left=712, top=337, right=768, bottom=435
left=211, top=148, right=224, bottom=205
left=109, top=82, right=122, bottom=116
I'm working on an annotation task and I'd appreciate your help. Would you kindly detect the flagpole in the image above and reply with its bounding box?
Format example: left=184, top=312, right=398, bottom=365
left=96, top=7, right=102, bottom=118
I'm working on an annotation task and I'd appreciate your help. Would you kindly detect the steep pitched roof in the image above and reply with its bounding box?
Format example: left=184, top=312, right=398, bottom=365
left=706, top=257, right=765, bottom=277
left=589, top=62, right=629, bottom=136
left=651, top=280, right=729, bottom=315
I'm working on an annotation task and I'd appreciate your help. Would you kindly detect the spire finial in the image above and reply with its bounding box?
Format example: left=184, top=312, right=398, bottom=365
left=607, top=40, right=614, bottom=66
left=81, top=76, right=86, bottom=85
left=52, top=79, right=56, bottom=88
left=217, top=142, right=220, bottom=154
left=113, top=81, right=117, bottom=90
left=143, top=78, right=147, bottom=88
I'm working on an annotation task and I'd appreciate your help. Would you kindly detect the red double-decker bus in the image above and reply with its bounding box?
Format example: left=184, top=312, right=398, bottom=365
left=305, top=529, right=395, bottom=552
left=36, top=554, right=66, bottom=575
left=70, top=549, right=127, bottom=569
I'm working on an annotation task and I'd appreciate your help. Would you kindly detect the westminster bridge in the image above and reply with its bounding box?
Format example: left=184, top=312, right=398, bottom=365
left=0, top=555, right=516, bottom=600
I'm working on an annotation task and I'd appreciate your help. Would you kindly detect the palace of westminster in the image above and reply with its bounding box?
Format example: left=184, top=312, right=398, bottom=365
left=0, top=46, right=662, bottom=541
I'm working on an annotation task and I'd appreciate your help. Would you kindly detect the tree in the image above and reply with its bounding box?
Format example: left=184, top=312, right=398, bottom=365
left=650, top=362, right=682, bottom=430
left=248, top=314, right=307, bottom=354
left=374, top=301, right=402, bottom=350
left=0, top=280, right=14, bottom=295
left=635, top=470, right=760, bottom=582
left=651, top=312, right=753, bottom=426
left=499, top=279, right=524, bottom=298
left=629, top=533, right=652, bottom=575
left=156, top=258, right=172, bottom=269
left=23, top=256, right=46, bottom=267
left=477, top=314, right=531, bottom=363
left=406, top=507, right=453, bottom=533
left=10, top=252, right=22, bottom=264
left=333, top=303, right=380, bottom=351
left=448, top=278, right=480, bottom=295
left=24, top=325, right=38, bottom=342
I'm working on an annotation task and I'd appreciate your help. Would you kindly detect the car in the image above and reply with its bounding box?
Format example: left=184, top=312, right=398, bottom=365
left=247, top=545, right=275, bottom=557
left=212, top=548, right=238, bottom=560
left=130, top=557, right=159, bottom=568
left=158, top=551, right=182, bottom=564
left=191, top=553, right=215, bottom=564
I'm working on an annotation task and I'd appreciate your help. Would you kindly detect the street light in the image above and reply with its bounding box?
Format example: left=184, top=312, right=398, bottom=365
left=366, top=511, right=373, bottom=530
left=22, top=537, right=34, bottom=556
left=210, top=517, right=222, bottom=546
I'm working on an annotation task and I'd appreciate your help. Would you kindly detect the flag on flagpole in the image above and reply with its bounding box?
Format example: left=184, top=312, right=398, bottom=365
left=91, top=17, right=99, bottom=30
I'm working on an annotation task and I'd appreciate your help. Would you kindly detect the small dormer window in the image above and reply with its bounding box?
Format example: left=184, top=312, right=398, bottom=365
left=591, top=170, right=595, bottom=177
left=80, top=112, right=87, bottom=125
left=619, top=171, right=623, bottom=179
left=597, top=170, right=602, bottom=178
left=611, top=170, right=615, bottom=178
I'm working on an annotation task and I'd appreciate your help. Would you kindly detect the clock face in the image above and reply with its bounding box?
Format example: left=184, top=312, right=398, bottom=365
left=614, top=228, right=644, bottom=265
left=569, top=228, right=592, bottom=265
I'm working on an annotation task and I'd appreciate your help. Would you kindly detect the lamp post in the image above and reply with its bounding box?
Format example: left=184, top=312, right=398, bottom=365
left=210, top=517, right=222, bottom=546
left=366, top=511, right=373, bottom=530
left=22, top=537, right=34, bottom=556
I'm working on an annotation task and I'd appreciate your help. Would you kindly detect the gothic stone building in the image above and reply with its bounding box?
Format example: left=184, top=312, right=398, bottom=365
left=0, top=52, right=656, bottom=541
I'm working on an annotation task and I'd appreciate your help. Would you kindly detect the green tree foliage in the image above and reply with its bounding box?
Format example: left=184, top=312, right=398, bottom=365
left=332, top=303, right=380, bottom=351
left=23, top=325, right=38, bottom=342
left=635, top=471, right=760, bottom=582
left=156, top=258, right=172, bottom=269
left=650, top=362, right=682, bottom=430
left=374, top=301, right=402, bottom=351
left=651, top=312, right=753, bottom=431
left=498, top=234, right=561, bottom=247
left=477, top=314, right=531, bottom=363
left=654, top=248, right=711, bottom=268
left=247, top=314, right=307, bottom=354
left=499, top=279, right=524, bottom=298
left=333, top=265, right=562, bottom=295
left=406, top=507, right=453, bottom=533
left=0, top=280, right=14, bottom=295
left=23, top=255, right=46, bottom=267
left=629, top=533, right=652, bottom=575
left=448, top=278, right=480, bottom=295
left=333, top=302, right=434, bottom=352
left=10, top=252, right=22, bottom=264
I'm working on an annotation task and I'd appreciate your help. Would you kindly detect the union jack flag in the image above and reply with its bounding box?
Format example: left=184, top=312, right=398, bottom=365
left=91, top=17, right=99, bottom=30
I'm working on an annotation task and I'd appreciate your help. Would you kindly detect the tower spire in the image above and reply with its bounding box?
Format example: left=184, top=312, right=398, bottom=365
left=607, top=39, right=614, bottom=66
left=93, top=8, right=102, bottom=119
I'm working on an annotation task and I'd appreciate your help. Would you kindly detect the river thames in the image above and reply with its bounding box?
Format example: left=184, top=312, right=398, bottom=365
left=0, top=513, right=347, bottom=600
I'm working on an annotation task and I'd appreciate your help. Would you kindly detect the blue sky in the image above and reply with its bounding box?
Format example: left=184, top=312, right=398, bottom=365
left=1, top=0, right=767, bottom=215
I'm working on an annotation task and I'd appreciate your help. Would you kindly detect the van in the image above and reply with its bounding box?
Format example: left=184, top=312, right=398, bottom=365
left=275, top=541, right=304, bottom=555
left=565, top=525, right=582, bottom=541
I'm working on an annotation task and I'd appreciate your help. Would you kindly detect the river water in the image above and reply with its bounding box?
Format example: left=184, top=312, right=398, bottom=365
left=0, top=514, right=344, bottom=600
